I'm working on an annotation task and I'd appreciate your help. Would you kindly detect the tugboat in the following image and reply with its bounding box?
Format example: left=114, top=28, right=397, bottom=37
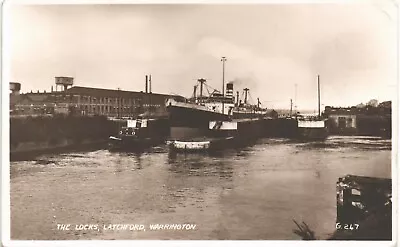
left=108, top=75, right=173, bottom=151
left=295, top=75, right=329, bottom=141
left=108, top=114, right=169, bottom=151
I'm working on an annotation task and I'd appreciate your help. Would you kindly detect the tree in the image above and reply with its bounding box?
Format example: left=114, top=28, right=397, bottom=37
left=367, top=99, right=379, bottom=107
left=356, top=103, right=365, bottom=108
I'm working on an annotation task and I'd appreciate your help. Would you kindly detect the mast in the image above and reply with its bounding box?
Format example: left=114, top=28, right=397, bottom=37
left=221, top=57, right=227, bottom=114
left=318, top=74, right=321, bottom=117
left=290, top=98, right=293, bottom=117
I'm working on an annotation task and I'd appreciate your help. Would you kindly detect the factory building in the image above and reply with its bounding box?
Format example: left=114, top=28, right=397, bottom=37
left=324, top=104, right=391, bottom=135
left=10, top=77, right=184, bottom=118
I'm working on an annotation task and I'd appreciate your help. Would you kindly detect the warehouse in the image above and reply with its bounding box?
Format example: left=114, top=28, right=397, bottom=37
left=10, top=78, right=184, bottom=118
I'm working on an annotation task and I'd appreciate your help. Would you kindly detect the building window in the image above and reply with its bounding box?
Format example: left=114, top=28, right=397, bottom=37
left=338, top=117, right=346, bottom=128
left=347, top=118, right=353, bottom=127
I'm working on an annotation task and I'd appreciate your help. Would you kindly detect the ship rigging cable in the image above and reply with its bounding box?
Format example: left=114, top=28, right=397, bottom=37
left=192, top=79, right=221, bottom=98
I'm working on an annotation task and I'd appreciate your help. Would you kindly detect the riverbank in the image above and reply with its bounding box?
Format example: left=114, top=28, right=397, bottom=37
left=10, top=115, right=122, bottom=161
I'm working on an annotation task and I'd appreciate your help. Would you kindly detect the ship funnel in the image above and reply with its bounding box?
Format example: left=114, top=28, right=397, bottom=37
left=226, top=82, right=234, bottom=98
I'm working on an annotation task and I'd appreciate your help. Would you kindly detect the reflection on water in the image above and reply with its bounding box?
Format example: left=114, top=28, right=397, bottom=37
left=10, top=136, right=392, bottom=240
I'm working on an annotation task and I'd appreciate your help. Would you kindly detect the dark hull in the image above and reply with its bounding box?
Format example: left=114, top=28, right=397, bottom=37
left=232, top=111, right=265, bottom=119
left=167, top=106, right=266, bottom=127
left=108, top=136, right=165, bottom=151
left=167, top=105, right=230, bottom=129
left=108, top=117, right=170, bottom=151
left=297, top=127, right=329, bottom=141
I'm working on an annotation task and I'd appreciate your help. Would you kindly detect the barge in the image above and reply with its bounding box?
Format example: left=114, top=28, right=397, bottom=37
left=296, top=116, right=329, bottom=141
left=294, top=75, right=329, bottom=141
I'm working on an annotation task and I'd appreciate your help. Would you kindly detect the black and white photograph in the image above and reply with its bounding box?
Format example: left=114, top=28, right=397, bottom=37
left=2, top=1, right=397, bottom=245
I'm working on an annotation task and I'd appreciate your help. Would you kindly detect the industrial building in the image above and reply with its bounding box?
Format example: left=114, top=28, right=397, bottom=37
left=10, top=77, right=184, bottom=118
left=324, top=104, right=391, bottom=136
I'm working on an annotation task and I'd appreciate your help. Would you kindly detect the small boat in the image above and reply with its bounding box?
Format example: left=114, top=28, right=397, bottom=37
left=108, top=116, right=169, bottom=151
left=167, top=118, right=240, bottom=153
left=167, top=136, right=235, bottom=153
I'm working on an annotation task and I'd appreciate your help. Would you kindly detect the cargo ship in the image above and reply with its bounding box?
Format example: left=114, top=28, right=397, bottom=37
left=166, top=78, right=267, bottom=140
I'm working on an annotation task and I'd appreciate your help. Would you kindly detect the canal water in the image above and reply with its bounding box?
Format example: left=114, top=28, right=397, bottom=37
left=10, top=136, right=391, bottom=240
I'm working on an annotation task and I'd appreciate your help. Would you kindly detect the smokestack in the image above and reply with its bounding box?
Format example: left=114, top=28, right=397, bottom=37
left=226, top=82, right=233, bottom=98
left=244, top=88, right=249, bottom=104
left=145, top=75, right=148, bottom=93
left=51, top=86, right=53, bottom=92
left=193, top=85, right=197, bottom=99
left=236, top=91, right=239, bottom=106
left=149, top=75, right=152, bottom=93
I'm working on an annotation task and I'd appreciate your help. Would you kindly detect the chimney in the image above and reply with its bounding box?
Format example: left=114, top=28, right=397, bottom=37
left=236, top=91, right=239, bottom=106
left=145, top=75, right=148, bottom=93
left=149, top=75, right=152, bottom=93
left=193, top=85, right=197, bottom=99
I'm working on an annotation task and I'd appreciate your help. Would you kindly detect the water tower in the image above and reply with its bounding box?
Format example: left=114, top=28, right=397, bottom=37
left=10, top=82, right=21, bottom=95
left=55, top=77, right=74, bottom=91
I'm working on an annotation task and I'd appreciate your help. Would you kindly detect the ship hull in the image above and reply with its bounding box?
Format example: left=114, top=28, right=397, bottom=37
left=108, top=117, right=170, bottom=151
left=167, top=103, right=266, bottom=139
left=297, top=127, right=329, bottom=141
left=167, top=104, right=230, bottom=129
left=167, top=104, right=230, bottom=139
left=108, top=136, right=164, bottom=151
left=232, top=111, right=265, bottom=119
left=296, top=119, right=329, bottom=141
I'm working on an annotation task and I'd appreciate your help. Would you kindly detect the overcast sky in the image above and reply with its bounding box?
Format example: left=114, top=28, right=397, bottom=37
left=8, top=3, right=397, bottom=110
